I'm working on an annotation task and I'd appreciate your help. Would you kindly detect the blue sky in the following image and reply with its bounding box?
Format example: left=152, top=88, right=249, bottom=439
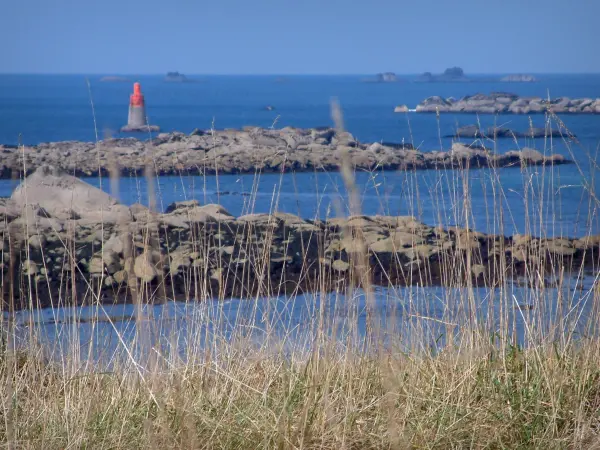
left=2, top=0, right=598, bottom=74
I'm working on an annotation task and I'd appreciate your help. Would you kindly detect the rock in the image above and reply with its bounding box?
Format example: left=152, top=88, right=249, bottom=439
left=416, top=93, right=600, bottom=115
left=416, top=67, right=469, bottom=83
left=394, top=105, right=409, bottom=113
left=376, top=72, right=398, bottom=82
left=88, top=257, right=105, bottom=274
left=165, top=72, right=188, bottom=83
left=161, top=214, right=190, bottom=229
left=2, top=199, right=599, bottom=311
left=545, top=240, right=577, bottom=256
left=0, top=126, right=573, bottom=178
left=120, top=125, right=160, bottom=133
left=170, top=252, right=191, bottom=273
left=190, top=128, right=205, bottom=136
left=28, top=235, right=45, bottom=249
left=22, top=259, right=38, bottom=276
left=485, top=127, right=514, bottom=138
left=523, top=127, right=565, bottom=138
left=113, top=270, right=128, bottom=284
left=448, top=126, right=570, bottom=139
left=512, top=234, right=532, bottom=246
left=454, top=125, right=481, bottom=138
left=165, top=200, right=200, bottom=214
left=505, top=148, right=544, bottom=164
left=82, top=205, right=133, bottom=224
left=389, top=231, right=426, bottom=248
left=102, top=250, right=121, bottom=274
left=11, top=165, right=120, bottom=219
left=471, top=264, right=486, bottom=278
left=104, top=234, right=125, bottom=255
left=368, top=238, right=395, bottom=253
left=134, top=253, right=159, bottom=283
left=237, top=213, right=279, bottom=225
left=130, top=203, right=150, bottom=216
left=332, top=259, right=349, bottom=273
left=197, top=204, right=233, bottom=221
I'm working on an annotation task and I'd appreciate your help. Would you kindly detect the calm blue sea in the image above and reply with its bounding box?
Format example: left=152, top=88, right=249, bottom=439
left=1, top=74, right=600, bottom=147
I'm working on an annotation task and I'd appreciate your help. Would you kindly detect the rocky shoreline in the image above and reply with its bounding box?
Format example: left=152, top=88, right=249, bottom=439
left=1, top=166, right=598, bottom=310
left=0, top=127, right=569, bottom=179
left=405, top=93, right=600, bottom=114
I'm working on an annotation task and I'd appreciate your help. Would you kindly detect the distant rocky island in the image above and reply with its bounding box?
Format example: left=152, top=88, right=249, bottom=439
left=100, top=76, right=130, bottom=83
left=500, top=74, right=537, bottom=83
left=165, top=72, right=190, bottom=83
left=416, top=67, right=470, bottom=83
left=397, top=93, right=600, bottom=114
left=415, top=68, right=537, bottom=83
left=362, top=72, right=400, bottom=83
left=376, top=72, right=399, bottom=82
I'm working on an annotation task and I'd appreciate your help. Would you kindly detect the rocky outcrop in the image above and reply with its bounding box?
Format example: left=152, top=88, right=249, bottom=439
left=416, top=67, right=470, bottom=83
left=414, top=93, right=600, bottom=114
left=376, top=72, right=399, bottom=82
left=500, top=74, right=537, bottom=83
left=165, top=72, right=188, bottom=82
left=0, top=127, right=570, bottom=179
left=1, top=168, right=598, bottom=310
left=447, top=125, right=573, bottom=139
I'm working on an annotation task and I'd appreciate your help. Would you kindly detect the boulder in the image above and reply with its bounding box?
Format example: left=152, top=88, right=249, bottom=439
left=416, top=93, right=600, bottom=115
left=134, top=253, right=159, bottom=283
left=454, top=125, right=481, bottom=138
left=11, top=165, right=120, bottom=220
left=165, top=200, right=200, bottom=214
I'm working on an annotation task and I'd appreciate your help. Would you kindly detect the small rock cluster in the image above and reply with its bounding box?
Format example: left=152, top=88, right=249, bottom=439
left=412, top=93, right=600, bottom=114
left=1, top=167, right=597, bottom=310
left=0, top=127, right=569, bottom=179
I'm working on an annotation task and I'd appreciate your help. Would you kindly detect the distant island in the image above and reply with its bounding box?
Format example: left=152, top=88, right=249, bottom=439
left=362, top=72, right=400, bottom=83
left=376, top=72, right=399, bottom=82
left=500, top=74, right=537, bottom=83
left=100, top=76, right=130, bottom=83
left=416, top=67, right=470, bottom=83
left=165, top=72, right=190, bottom=83
left=414, top=68, right=538, bottom=83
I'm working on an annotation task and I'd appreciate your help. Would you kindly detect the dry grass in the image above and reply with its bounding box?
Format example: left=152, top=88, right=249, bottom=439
left=0, top=105, right=599, bottom=449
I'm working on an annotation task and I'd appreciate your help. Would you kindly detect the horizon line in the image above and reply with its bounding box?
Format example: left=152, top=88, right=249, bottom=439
left=2, top=72, right=600, bottom=76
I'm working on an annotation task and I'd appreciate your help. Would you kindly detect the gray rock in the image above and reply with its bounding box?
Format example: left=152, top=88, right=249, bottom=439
left=332, top=259, right=349, bottom=272
left=165, top=200, right=200, bottom=214
left=11, top=165, right=120, bottom=219
left=22, top=259, right=38, bottom=276
left=134, top=253, right=159, bottom=283
left=415, top=93, right=599, bottom=115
